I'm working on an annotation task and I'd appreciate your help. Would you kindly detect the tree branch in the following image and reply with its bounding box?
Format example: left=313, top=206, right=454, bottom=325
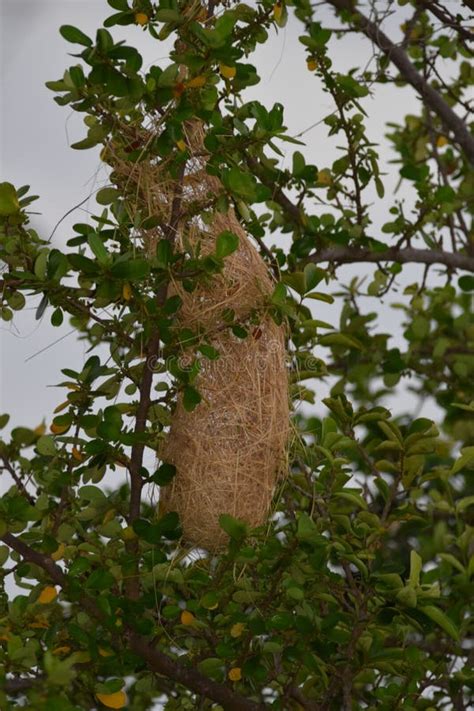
left=325, top=0, right=474, bottom=164
left=248, top=155, right=473, bottom=272
left=4, top=676, right=44, bottom=693
left=308, top=245, right=474, bottom=272
left=124, top=162, right=187, bottom=601
left=0, top=531, right=265, bottom=711
left=417, top=0, right=474, bottom=47
left=246, top=156, right=304, bottom=227
left=1, top=455, right=35, bottom=505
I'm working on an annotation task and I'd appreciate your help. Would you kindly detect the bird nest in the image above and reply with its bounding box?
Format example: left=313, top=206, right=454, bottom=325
left=106, top=119, right=289, bottom=550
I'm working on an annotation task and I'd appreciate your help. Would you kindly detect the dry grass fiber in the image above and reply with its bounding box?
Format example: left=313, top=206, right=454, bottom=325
left=108, top=119, right=289, bottom=550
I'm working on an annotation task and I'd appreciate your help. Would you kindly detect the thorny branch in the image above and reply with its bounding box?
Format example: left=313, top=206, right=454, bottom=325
left=324, top=0, right=474, bottom=164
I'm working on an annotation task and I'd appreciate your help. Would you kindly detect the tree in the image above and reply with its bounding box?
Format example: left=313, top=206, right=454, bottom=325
left=1, top=0, right=473, bottom=708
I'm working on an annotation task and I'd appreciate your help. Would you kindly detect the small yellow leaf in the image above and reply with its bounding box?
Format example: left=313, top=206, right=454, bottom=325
left=122, top=282, right=132, bottom=301
left=186, top=75, right=207, bottom=89
left=99, top=647, right=114, bottom=657
left=230, top=622, right=245, bottom=638
left=0, top=627, right=12, bottom=641
left=51, top=543, right=65, bottom=562
left=73, top=651, right=91, bottom=663
left=96, top=690, right=127, bottom=709
left=228, top=667, right=242, bottom=681
left=134, top=12, right=149, bottom=26
left=219, top=64, right=236, bottom=80
left=102, top=509, right=115, bottom=524
left=122, top=526, right=137, bottom=541
left=38, top=586, right=58, bottom=604
left=52, top=645, right=71, bottom=655
left=273, top=3, right=283, bottom=22
left=195, top=7, right=207, bottom=23
left=436, top=135, right=448, bottom=148
left=30, top=615, right=50, bottom=629
left=54, top=400, right=69, bottom=414
left=176, top=139, right=187, bottom=152
left=317, top=169, right=332, bottom=186
left=180, top=610, right=195, bottom=626
left=50, top=422, right=69, bottom=435
left=71, top=446, right=83, bottom=462
left=34, top=422, right=46, bottom=436
left=307, top=58, right=317, bottom=71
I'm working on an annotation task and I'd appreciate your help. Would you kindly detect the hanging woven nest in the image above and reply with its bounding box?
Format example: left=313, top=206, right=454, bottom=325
left=107, top=119, right=289, bottom=551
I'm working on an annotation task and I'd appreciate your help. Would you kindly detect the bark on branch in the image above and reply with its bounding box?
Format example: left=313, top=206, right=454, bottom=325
left=308, top=246, right=474, bottom=272
left=325, top=0, right=474, bottom=164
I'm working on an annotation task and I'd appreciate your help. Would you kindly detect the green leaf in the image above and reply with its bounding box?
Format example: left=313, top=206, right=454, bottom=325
left=419, top=605, right=460, bottom=641
left=96, top=187, right=120, bottom=205
left=450, top=446, right=474, bottom=475
left=456, top=495, right=474, bottom=513
left=396, top=585, right=417, bottom=608
left=438, top=553, right=465, bottom=574
left=224, top=167, right=258, bottom=201
left=296, top=513, right=325, bottom=545
left=197, top=657, right=224, bottom=681
left=292, top=151, right=306, bottom=177
left=334, top=491, right=367, bottom=510
left=78, top=485, right=107, bottom=503
left=85, top=569, right=115, bottom=591
left=157, top=64, right=179, bottom=87
left=156, top=511, right=181, bottom=539
left=199, top=344, right=220, bottom=360
left=0, top=413, right=10, bottom=430
left=34, top=250, right=49, bottom=280
left=304, top=263, right=325, bottom=292
left=319, top=333, right=363, bottom=350
left=375, top=176, right=385, bottom=198
left=183, top=385, right=201, bottom=412
left=88, top=234, right=109, bottom=264
left=219, top=514, right=248, bottom=541
left=305, top=292, right=334, bottom=304
left=409, top=550, right=422, bottom=587
left=200, top=592, right=219, bottom=609
left=0, top=182, right=20, bottom=216
left=155, top=9, right=182, bottom=22
left=59, top=25, right=92, bottom=46
left=282, top=272, right=306, bottom=296
left=36, top=436, right=57, bottom=456
left=68, top=557, right=92, bottom=577
left=156, top=239, right=173, bottom=267
left=152, top=463, right=176, bottom=486
left=111, top=259, right=150, bottom=280
left=51, top=308, right=64, bottom=327
left=70, top=136, right=100, bottom=150
left=0, top=546, right=9, bottom=566
left=458, top=275, right=474, bottom=291
left=215, top=231, right=239, bottom=259
left=271, top=282, right=287, bottom=305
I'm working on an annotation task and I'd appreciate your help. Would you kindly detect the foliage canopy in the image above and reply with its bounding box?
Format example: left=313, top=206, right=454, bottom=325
left=1, top=1, right=473, bottom=709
